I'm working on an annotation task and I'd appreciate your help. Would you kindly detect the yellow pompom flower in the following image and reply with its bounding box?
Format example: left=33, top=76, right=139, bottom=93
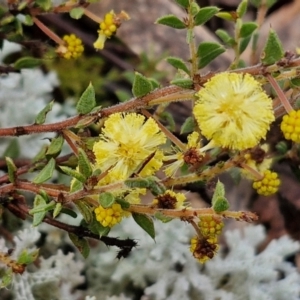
left=152, top=190, right=186, bottom=209
left=57, top=34, right=84, bottom=59
left=199, top=215, right=224, bottom=237
left=193, top=73, right=275, bottom=150
left=280, top=110, right=300, bottom=143
left=94, top=203, right=124, bottom=227
left=93, top=113, right=166, bottom=183
left=252, top=170, right=280, bottom=196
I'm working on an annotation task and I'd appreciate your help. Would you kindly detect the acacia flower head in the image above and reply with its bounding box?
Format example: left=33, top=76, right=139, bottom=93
left=280, top=110, right=300, bottom=143
left=94, top=10, right=130, bottom=50
left=193, top=73, right=275, bottom=150
left=93, top=113, right=166, bottom=183
left=94, top=203, right=124, bottom=227
left=56, top=34, right=84, bottom=59
left=152, top=190, right=186, bottom=209
left=252, top=170, right=280, bottom=196
left=190, top=236, right=219, bottom=263
left=164, top=131, right=202, bottom=177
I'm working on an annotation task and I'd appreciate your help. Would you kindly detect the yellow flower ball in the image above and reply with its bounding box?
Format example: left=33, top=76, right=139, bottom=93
left=280, top=110, right=300, bottom=143
left=93, top=113, right=166, bottom=184
left=193, top=73, right=275, bottom=150
left=252, top=170, right=280, bottom=196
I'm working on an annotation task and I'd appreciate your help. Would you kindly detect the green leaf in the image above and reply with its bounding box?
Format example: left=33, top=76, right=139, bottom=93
left=46, top=135, right=64, bottom=156
left=78, top=148, right=93, bottom=178
left=266, top=0, right=278, bottom=8
left=194, top=6, right=219, bottom=26
left=0, top=15, right=15, bottom=26
left=75, top=199, right=93, bottom=223
left=33, top=158, right=55, bottom=184
left=125, top=178, right=150, bottom=189
left=290, top=78, right=300, bottom=88
left=5, top=157, right=17, bottom=183
left=70, top=178, right=83, bottom=192
left=30, top=195, right=46, bottom=226
left=166, top=56, right=190, bottom=75
left=132, top=72, right=153, bottom=97
left=239, top=22, right=257, bottom=38
left=61, top=207, right=78, bottom=218
left=170, top=78, right=193, bottom=89
left=3, top=139, right=20, bottom=159
left=0, top=269, right=13, bottom=288
left=190, top=2, right=200, bottom=16
left=261, top=29, right=284, bottom=65
left=35, top=100, right=54, bottom=125
left=148, top=179, right=166, bottom=196
left=132, top=213, right=155, bottom=239
left=180, top=116, right=195, bottom=134
left=59, top=166, right=86, bottom=183
left=154, top=212, right=173, bottom=223
left=239, top=36, right=252, bottom=54
left=69, top=7, right=85, bottom=19
left=75, top=116, right=97, bottom=129
left=53, top=203, right=62, bottom=218
left=99, top=192, right=115, bottom=208
left=76, top=83, right=96, bottom=114
left=216, top=29, right=236, bottom=47
left=174, top=0, right=189, bottom=8
left=211, top=180, right=230, bottom=213
left=89, top=218, right=110, bottom=237
left=14, top=57, right=42, bottom=69
left=35, top=0, right=51, bottom=11
left=155, top=15, right=186, bottom=29
left=212, top=196, right=230, bottom=212
left=237, top=0, right=248, bottom=18
left=216, top=11, right=237, bottom=22
left=23, top=15, right=33, bottom=26
left=115, top=198, right=130, bottom=209
left=160, top=112, right=175, bottom=132
left=149, top=78, right=160, bottom=89
left=197, top=42, right=226, bottom=69
left=68, top=233, right=90, bottom=258
left=17, top=249, right=39, bottom=264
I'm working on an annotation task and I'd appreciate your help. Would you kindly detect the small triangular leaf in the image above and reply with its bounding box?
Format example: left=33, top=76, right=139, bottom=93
left=46, top=135, right=64, bottom=156
left=166, top=56, right=190, bottom=75
left=180, top=116, right=195, bottom=134
left=59, top=166, right=86, bottom=183
left=132, top=213, right=155, bottom=239
left=239, top=22, right=257, bottom=38
left=174, top=0, right=189, bottom=8
left=99, top=192, right=115, bottom=208
left=171, top=78, right=193, bottom=89
left=69, top=7, right=85, bottom=19
left=194, top=6, right=219, bottom=26
left=33, top=158, right=55, bottom=184
left=68, top=233, right=90, bottom=258
left=132, top=72, right=153, bottom=97
left=155, top=15, right=186, bottom=29
left=261, top=29, right=284, bottom=65
left=35, top=100, right=54, bottom=125
left=197, top=42, right=225, bottom=69
left=5, top=157, right=17, bottom=183
left=78, top=148, right=93, bottom=178
left=76, top=83, right=96, bottom=114
left=14, top=57, right=42, bottom=69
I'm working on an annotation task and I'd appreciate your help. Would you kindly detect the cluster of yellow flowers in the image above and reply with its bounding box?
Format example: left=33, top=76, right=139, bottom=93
left=57, top=34, right=84, bottom=59
left=280, top=110, right=300, bottom=143
left=253, top=170, right=281, bottom=196
left=94, top=203, right=124, bottom=227
left=190, top=215, right=224, bottom=263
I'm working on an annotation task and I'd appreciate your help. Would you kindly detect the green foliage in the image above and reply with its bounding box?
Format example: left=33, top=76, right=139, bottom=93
left=132, top=213, right=155, bottom=239
left=197, top=42, right=226, bottom=68
left=14, top=57, right=42, bottom=69
left=68, top=233, right=90, bottom=258
left=132, top=72, right=153, bottom=97
left=33, top=158, right=56, bottom=184
left=156, top=15, right=186, bottom=29
left=99, top=192, right=115, bottom=208
left=194, top=6, right=219, bottom=26
left=35, top=101, right=54, bottom=125
left=261, top=29, right=284, bottom=65
left=76, top=83, right=96, bottom=114
left=166, top=56, right=190, bottom=75
left=5, top=157, right=17, bottom=183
